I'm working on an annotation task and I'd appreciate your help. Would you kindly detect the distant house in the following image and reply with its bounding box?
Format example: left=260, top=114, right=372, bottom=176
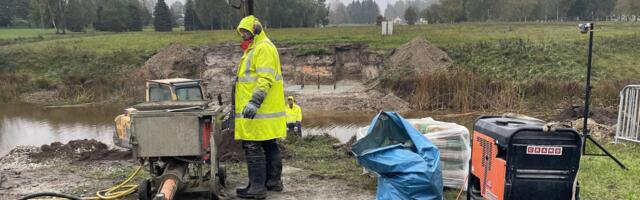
left=393, top=17, right=404, bottom=25
left=417, top=18, right=429, bottom=25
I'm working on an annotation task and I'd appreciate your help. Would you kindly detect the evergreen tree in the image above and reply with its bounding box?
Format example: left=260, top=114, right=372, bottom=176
left=346, top=0, right=379, bottom=24
left=65, top=0, right=86, bottom=32
left=153, top=0, right=172, bottom=32
left=405, top=6, right=418, bottom=25
left=95, top=0, right=129, bottom=32
left=0, top=0, right=13, bottom=27
left=194, top=0, right=213, bottom=29
left=128, top=0, right=143, bottom=31
left=184, top=0, right=200, bottom=31
left=14, top=0, right=30, bottom=24
left=140, top=3, right=152, bottom=26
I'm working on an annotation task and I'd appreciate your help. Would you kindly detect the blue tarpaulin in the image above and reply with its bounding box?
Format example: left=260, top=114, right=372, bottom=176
left=352, top=112, right=443, bottom=200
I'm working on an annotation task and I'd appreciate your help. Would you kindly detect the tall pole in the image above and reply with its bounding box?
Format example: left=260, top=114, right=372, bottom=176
left=246, top=0, right=254, bottom=15
left=579, top=23, right=628, bottom=170
left=581, top=28, right=594, bottom=153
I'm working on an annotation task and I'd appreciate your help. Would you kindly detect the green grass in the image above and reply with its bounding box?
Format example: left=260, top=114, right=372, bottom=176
left=579, top=139, right=640, bottom=200
left=285, top=135, right=639, bottom=200
left=4, top=22, right=640, bottom=51
left=1, top=23, right=639, bottom=103
left=282, top=135, right=377, bottom=190
left=0, top=28, right=53, bottom=39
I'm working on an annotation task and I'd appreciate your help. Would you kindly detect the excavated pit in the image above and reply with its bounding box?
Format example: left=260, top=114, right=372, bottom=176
left=131, top=38, right=452, bottom=161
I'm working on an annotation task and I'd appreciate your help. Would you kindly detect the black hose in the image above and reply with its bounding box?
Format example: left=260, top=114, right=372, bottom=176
left=18, top=192, right=82, bottom=200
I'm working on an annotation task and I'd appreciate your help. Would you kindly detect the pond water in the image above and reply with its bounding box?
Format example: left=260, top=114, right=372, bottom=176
left=0, top=103, right=479, bottom=156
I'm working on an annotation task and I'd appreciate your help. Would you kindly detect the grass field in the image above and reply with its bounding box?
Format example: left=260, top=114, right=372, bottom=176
left=2, top=23, right=640, bottom=49
left=0, top=23, right=639, bottom=103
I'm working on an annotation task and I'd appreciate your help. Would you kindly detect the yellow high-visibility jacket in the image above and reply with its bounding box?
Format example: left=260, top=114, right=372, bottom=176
left=234, top=16, right=286, bottom=141
left=285, top=104, right=302, bottom=124
left=114, top=114, right=130, bottom=139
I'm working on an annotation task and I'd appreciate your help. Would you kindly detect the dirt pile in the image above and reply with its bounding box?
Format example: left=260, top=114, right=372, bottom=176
left=137, top=43, right=205, bottom=80
left=202, top=43, right=242, bottom=103
left=388, top=37, right=452, bottom=73
left=571, top=118, right=616, bottom=139
left=552, top=105, right=618, bottom=125
left=29, top=139, right=131, bottom=161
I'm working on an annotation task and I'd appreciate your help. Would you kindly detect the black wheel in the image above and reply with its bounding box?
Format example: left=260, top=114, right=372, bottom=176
left=138, top=179, right=152, bottom=200
left=217, top=165, right=227, bottom=187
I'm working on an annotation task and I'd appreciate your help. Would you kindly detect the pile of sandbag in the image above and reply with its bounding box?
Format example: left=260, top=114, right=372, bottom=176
left=357, top=117, right=470, bottom=189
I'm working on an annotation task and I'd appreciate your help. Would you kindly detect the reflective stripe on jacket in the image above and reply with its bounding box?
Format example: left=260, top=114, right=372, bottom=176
left=234, top=17, right=286, bottom=141
left=285, top=104, right=302, bottom=124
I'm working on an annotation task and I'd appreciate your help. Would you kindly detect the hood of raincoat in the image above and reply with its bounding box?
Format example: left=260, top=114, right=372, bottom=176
left=237, top=15, right=267, bottom=45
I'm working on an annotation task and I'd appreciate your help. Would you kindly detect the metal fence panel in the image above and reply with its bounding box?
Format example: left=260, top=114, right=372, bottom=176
left=615, top=85, right=640, bottom=143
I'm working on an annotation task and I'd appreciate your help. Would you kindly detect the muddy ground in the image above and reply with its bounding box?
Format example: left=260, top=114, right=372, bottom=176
left=0, top=140, right=374, bottom=200
left=118, top=38, right=435, bottom=112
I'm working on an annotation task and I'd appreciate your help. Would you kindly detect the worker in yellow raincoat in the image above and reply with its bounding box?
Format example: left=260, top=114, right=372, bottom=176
left=233, top=15, right=285, bottom=199
left=285, top=96, right=302, bottom=136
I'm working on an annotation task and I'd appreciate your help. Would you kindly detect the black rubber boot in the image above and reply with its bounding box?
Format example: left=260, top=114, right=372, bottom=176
left=237, top=141, right=267, bottom=199
left=235, top=183, right=250, bottom=195
left=263, top=139, right=283, bottom=192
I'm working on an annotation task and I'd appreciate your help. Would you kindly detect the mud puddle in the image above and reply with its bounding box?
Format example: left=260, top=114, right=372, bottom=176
left=0, top=103, right=123, bottom=156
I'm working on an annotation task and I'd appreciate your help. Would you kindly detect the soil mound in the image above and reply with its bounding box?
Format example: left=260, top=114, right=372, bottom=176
left=572, top=118, right=615, bottom=139
left=29, top=139, right=131, bottom=161
left=552, top=105, right=618, bottom=125
left=138, top=43, right=205, bottom=80
left=388, top=37, right=452, bottom=73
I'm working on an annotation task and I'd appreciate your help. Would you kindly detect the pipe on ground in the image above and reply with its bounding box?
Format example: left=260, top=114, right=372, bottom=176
left=155, top=160, right=187, bottom=200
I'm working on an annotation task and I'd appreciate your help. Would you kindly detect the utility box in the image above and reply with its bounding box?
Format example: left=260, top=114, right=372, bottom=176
left=382, top=21, right=393, bottom=35
left=131, top=110, right=209, bottom=157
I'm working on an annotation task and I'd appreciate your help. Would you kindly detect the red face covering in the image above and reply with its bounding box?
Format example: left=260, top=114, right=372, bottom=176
left=240, top=39, right=253, bottom=51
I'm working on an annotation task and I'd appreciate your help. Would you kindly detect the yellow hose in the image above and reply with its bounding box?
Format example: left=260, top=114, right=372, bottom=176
left=82, top=166, right=143, bottom=200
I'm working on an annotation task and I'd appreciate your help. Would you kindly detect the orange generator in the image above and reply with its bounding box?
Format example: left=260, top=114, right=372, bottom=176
left=468, top=116, right=582, bottom=200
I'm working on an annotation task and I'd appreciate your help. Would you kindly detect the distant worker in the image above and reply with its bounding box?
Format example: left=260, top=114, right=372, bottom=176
left=233, top=15, right=285, bottom=199
left=285, top=96, right=302, bottom=136
left=113, top=108, right=135, bottom=148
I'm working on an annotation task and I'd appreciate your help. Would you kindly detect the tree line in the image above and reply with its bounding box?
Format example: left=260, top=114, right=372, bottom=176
left=426, top=0, right=639, bottom=23
left=0, top=0, right=160, bottom=32
left=329, top=0, right=381, bottom=24
left=183, top=0, right=329, bottom=30
left=0, top=0, right=330, bottom=32
left=328, top=0, right=640, bottom=25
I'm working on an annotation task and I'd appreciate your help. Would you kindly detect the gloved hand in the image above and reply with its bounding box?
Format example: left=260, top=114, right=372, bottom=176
left=242, top=90, right=266, bottom=119
left=242, top=101, right=259, bottom=119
